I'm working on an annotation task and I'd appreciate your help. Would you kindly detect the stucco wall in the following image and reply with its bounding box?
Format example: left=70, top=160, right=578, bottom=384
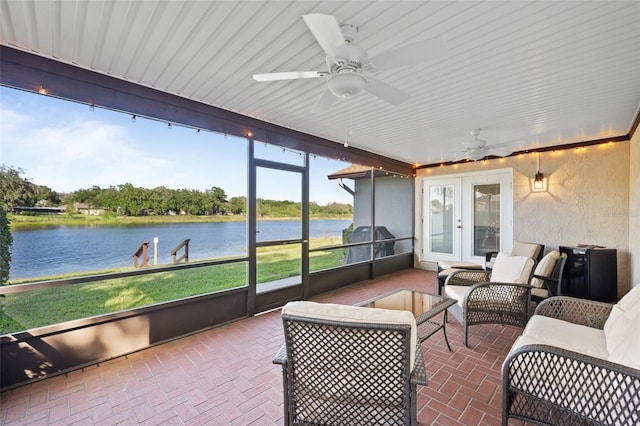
left=630, top=127, right=640, bottom=288
left=415, top=141, right=631, bottom=296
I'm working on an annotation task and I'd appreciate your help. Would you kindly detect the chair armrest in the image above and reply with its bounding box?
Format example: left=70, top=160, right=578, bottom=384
left=464, top=281, right=532, bottom=313
left=503, top=344, right=640, bottom=425
left=531, top=273, right=553, bottom=283
left=273, top=344, right=287, bottom=366
left=484, top=251, right=498, bottom=270
left=535, top=296, right=613, bottom=329
left=444, top=270, right=491, bottom=287
left=411, top=345, right=428, bottom=386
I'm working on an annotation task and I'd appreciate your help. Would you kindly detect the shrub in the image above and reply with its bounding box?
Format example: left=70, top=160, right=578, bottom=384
left=0, top=209, right=12, bottom=285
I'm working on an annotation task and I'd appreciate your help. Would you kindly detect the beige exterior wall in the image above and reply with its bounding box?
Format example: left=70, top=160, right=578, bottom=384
left=630, top=126, right=640, bottom=289
left=414, top=141, right=632, bottom=297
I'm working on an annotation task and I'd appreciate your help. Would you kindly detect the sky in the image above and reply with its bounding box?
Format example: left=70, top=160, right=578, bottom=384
left=0, top=86, right=352, bottom=205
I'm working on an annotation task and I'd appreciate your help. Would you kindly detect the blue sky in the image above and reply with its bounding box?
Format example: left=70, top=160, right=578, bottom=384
left=0, top=86, right=352, bottom=205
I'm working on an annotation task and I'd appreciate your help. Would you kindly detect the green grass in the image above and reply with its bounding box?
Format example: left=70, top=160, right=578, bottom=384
left=0, top=237, right=346, bottom=334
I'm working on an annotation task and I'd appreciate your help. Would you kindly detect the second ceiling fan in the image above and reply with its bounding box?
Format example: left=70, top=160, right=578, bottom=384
left=453, top=129, right=520, bottom=161
left=253, top=14, right=446, bottom=112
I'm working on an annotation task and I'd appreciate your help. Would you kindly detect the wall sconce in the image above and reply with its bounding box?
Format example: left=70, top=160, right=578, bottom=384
left=531, top=152, right=548, bottom=192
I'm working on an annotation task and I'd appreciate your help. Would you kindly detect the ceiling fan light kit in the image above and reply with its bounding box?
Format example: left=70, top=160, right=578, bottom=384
left=328, top=72, right=366, bottom=98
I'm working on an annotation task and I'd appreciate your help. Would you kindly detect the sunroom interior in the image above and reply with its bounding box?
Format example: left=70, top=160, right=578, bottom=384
left=1, top=1, right=639, bottom=422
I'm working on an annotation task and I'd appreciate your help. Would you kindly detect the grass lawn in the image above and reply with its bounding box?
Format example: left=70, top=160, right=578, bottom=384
left=0, top=239, right=346, bottom=334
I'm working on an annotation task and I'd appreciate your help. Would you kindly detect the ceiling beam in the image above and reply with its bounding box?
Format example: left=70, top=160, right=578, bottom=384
left=0, top=46, right=414, bottom=176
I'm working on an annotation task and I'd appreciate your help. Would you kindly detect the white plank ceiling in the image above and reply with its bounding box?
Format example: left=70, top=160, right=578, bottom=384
left=1, top=0, right=639, bottom=165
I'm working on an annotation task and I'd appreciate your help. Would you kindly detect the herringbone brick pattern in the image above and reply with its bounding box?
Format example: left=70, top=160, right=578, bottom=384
left=1, top=269, right=529, bottom=425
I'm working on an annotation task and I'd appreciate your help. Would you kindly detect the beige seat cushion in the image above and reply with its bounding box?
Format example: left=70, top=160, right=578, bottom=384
left=512, top=241, right=542, bottom=260
left=437, top=267, right=470, bottom=279
left=438, top=261, right=483, bottom=271
left=512, top=315, right=609, bottom=360
left=530, top=250, right=560, bottom=288
left=444, top=284, right=468, bottom=307
left=282, top=301, right=417, bottom=370
left=490, top=252, right=535, bottom=284
left=531, top=287, right=549, bottom=299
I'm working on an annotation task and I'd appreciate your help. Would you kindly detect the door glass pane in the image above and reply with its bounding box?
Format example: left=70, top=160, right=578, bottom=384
left=255, top=166, right=302, bottom=290
left=430, top=185, right=454, bottom=254
left=473, top=184, right=500, bottom=256
left=256, top=244, right=301, bottom=290
left=256, top=168, right=301, bottom=242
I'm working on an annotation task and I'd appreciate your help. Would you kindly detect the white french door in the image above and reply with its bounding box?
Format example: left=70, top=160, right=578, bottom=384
left=422, top=170, right=513, bottom=265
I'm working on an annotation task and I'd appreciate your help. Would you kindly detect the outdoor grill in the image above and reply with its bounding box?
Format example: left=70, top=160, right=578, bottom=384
left=347, top=226, right=395, bottom=263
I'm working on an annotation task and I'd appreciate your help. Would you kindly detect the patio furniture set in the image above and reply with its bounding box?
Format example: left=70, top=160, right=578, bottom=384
left=273, top=241, right=640, bottom=425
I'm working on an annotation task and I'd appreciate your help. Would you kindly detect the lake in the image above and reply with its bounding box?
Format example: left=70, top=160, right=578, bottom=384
left=9, top=219, right=353, bottom=280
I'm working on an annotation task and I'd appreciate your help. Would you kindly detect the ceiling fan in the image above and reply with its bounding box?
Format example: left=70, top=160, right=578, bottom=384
left=453, top=129, right=517, bottom=161
left=253, top=14, right=446, bottom=112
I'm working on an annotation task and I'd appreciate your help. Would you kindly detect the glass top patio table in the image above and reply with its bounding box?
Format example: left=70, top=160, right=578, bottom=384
left=358, top=288, right=456, bottom=350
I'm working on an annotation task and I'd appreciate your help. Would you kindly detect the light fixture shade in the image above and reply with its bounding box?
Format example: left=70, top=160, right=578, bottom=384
left=532, top=172, right=547, bottom=191
left=327, top=73, right=366, bottom=98
left=466, top=148, right=486, bottom=161
left=534, top=172, right=544, bottom=186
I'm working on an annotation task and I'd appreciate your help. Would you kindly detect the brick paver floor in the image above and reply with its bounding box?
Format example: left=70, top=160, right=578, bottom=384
left=1, top=268, right=528, bottom=425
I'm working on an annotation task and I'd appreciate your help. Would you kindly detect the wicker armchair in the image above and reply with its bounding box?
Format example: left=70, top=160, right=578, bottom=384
left=443, top=253, right=535, bottom=346
left=502, top=296, right=640, bottom=426
left=530, top=252, right=567, bottom=304
left=273, top=301, right=428, bottom=426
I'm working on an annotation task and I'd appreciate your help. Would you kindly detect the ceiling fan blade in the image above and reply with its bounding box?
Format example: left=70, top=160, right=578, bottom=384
left=486, top=147, right=514, bottom=157
left=311, top=88, right=339, bottom=113
left=369, top=37, right=447, bottom=72
left=253, top=71, right=324, bottom=82
left=364, top=77, right=410, bottom=105
left=453, top=151, right=468, bottom=161
left=302, top=14, right=346, bottom=55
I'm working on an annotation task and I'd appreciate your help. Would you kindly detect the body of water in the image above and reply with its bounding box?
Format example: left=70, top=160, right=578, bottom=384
left=10, top=219, right=352, bottom=280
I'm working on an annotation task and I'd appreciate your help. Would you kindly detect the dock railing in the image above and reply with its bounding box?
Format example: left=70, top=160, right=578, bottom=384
left=171, top=239, right=190, bottom=264
left=133, top=242, right=150, bottom=268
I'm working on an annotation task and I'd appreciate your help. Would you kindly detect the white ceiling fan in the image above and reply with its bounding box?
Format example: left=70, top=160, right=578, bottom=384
left=453, top=129, right=518, bottom=161
left=253, top=14, right=446, bottom=112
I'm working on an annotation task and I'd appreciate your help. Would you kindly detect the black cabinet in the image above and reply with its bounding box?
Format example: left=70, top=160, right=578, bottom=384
left=559, top=246, right=617, bottom=302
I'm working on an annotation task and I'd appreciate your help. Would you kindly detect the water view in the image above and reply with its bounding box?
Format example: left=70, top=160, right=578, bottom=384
left=10, top=219, right=352, bottom=280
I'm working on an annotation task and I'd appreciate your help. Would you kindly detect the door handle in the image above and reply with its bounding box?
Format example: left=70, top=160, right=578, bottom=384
left=456, top=225, right=463, bottom=229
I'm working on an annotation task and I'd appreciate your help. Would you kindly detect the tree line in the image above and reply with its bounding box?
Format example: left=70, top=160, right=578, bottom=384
left=0, top=165, right=352, bottom=217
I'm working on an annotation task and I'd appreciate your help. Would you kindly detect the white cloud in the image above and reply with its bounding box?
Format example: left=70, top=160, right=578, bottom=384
left=3, top=115, right=178, bottom=192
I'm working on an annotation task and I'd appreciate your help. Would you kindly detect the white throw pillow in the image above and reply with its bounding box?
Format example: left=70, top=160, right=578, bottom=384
left=490, top=252, right=535, bottom=284
left=617, top=284, right=640, bottom=311
left=604, top=284, right=640, bottom=361
left=530, top=251, right=560, bottom=288
left=607, top=309, right=640, bottom=370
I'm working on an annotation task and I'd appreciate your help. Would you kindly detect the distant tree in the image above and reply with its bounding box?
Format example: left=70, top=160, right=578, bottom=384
left=98, top=186, right=120, bottom=212
left=322, top=202, right=352, bottom=216
left=228, top=196, right=246, bottom=215
left=34, top=184, right=61, bottom=206
left=0, top=209, right=12, bottom=285
left=73, top=185, right=103, bottom=207
left=207, top=186, right=228, bottom=214
left=117, top=183, right=147, bottom=216
left=0, top=165, right=37, bottom=209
